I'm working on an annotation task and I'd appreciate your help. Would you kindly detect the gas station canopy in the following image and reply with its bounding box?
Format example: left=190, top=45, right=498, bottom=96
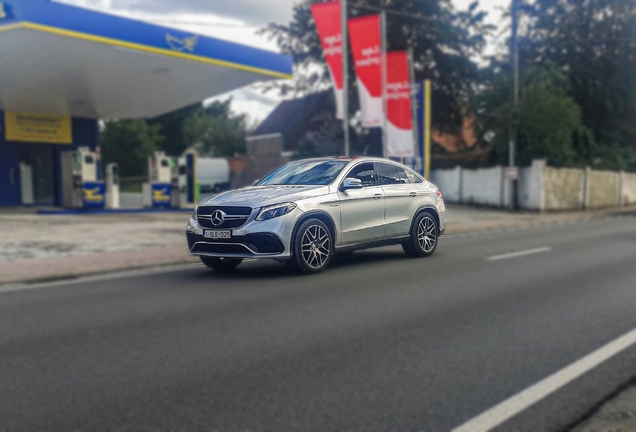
left=0, top=0, right=293, bottom=119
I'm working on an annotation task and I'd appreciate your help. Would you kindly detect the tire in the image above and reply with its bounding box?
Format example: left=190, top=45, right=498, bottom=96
left=402, top=211, right=439, bottom=258
left=199, top=256, right=243, bottom=272
left=290, top=219, right=334, bottom=274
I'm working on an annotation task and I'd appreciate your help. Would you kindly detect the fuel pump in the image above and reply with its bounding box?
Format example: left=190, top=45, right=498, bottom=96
left=184, top=150, right=198, bottom=207
left=105, top=163, right=120, bottom=209
left=61, top=147, right=105, bottom=209
left=143, top=151, right=173, bottom=208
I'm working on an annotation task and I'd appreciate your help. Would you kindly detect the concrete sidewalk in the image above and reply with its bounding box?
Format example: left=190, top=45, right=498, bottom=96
left=0, top=205, right=634, bottom=285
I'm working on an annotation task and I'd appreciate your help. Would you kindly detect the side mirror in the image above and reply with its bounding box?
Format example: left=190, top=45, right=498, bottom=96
left=342, top=178, right=363, bottom=190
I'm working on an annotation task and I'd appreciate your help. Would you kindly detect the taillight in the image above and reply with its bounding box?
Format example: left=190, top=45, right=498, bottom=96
left=436, top=190, right=443, bottom=198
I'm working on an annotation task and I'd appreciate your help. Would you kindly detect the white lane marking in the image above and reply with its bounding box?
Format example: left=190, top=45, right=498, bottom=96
left=452, top=326, right=636, bottom=432
left=487, top=247, right=552, bottom=262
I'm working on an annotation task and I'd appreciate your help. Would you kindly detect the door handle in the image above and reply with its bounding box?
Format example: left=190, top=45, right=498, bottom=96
left=9, top=168, right=15, bottom=185
left=373, top=194, right=383, bottom=200
left=409, top=192, right=417, bottom=198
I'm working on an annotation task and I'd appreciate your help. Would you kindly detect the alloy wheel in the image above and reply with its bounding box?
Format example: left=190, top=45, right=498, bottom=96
left=301, top=225, right=331, bottom=269
left=417, top=215, right=438, bottom=253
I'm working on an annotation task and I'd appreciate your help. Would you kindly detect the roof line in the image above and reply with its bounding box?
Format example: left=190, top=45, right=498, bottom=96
left=0, top=22, right=292, bottom=80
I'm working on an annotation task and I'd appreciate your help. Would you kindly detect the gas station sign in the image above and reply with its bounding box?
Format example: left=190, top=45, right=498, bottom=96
left=5, top=111, right=72, bottom=144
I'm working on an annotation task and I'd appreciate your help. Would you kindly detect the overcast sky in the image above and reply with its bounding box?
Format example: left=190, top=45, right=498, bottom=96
left=56, top=0, right=508, bottom=122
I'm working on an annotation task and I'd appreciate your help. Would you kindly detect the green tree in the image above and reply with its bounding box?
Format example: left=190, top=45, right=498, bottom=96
left=182, top=99, right=248, bottom=157
left=520, top=0, right=636, bottom=169
left=100, top=119, right=163, bottom=177
left=261, top=0, right=493, bottom=152
left=149, top=103, right=203, bottom=156
left=474, top=65, right=590, bottom=167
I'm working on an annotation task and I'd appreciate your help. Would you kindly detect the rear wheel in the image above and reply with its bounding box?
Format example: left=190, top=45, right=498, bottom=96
left=199, top=256, right=243, bottom=272
left=290, top=219, right=333, bottom=274
left=402, top=211, right=439, bottom=258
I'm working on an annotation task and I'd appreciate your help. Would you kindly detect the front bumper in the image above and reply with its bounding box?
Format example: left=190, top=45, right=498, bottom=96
left=185, top=214, right=295, bottom=259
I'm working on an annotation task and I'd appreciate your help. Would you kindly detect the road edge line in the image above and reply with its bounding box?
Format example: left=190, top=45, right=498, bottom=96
left=452, top=327, right=636, bottom=432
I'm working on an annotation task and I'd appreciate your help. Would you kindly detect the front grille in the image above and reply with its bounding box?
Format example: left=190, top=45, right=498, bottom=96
left=188, top=234, right=285, bottom=255
left=197, top=206, right=252, bottom=229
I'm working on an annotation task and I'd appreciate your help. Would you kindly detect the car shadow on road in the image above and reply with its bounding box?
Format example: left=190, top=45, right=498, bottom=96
left=187, top=248, right=417, bottom=281
left=329, top=250, right=412, bottom=269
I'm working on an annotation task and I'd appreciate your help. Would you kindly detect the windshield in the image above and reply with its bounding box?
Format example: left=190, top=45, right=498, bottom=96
left=257, top=160, right=349, bottom=186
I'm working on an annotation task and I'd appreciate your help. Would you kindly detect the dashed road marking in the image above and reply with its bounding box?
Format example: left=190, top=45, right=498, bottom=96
left=487, top=247, right=552, bottom=261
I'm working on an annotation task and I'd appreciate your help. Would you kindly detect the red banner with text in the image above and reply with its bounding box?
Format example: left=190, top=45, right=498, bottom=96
left=386, top=51, right=414, bottom=157
left=348, top=15, right=382, bottom=127
left=311, top=1, right=344, bottom=120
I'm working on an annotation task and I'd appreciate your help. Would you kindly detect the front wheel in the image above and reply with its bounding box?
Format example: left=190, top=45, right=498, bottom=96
left=402, top=211, right=439, bottom=258
left=200, top=256, right=243, bottom=272
left=290, top=219, right=333, bottom=274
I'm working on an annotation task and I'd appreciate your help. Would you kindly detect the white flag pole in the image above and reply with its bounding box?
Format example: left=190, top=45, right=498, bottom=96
left=381, top=10, right=388, bottom=158
left=341, top=0, right=350, bottom=157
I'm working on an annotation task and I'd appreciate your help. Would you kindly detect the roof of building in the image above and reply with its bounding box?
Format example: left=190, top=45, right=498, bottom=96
left=0, top=0, right=292, bottom=119
left=253, top=91, right=334, bottom=151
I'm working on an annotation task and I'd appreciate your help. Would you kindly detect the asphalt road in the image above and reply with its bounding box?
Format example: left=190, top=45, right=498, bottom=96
left=2, top=214, right=636, bottom=432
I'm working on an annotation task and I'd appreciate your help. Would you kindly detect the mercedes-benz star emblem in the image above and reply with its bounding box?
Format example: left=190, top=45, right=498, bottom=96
left=211, top=210, right=226, bottom=227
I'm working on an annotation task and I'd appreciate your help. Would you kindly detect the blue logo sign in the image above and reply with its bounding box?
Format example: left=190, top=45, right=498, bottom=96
left=166, top=34, right=199, bottom=53
left=82, top=182, right=106, bottom=209
left=151, top=183, right=172, bottom=207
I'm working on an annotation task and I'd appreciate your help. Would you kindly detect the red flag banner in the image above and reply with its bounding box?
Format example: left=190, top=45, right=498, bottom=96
left=386, top=51, right=415, bottom=157
left=311, top=1, right=344, bottom=120
left=348, top=15, right=382, bottom=127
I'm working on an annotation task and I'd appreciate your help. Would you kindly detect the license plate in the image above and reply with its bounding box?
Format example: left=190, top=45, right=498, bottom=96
left=203, top=230, right=231, bottom=240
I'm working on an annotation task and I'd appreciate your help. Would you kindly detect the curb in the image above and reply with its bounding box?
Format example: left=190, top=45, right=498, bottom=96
left=37, top=208, right=192, bottom=216
left=0, top=254, right=198, bottom=287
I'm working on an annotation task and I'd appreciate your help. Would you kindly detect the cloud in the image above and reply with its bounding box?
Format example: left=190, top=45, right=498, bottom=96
left=57, top=0, right=296, bottom=27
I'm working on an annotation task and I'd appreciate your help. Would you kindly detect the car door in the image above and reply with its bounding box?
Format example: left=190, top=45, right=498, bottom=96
left=375, top=162, right=419, bottom=238
left=337, top=162, right=386, bottom=244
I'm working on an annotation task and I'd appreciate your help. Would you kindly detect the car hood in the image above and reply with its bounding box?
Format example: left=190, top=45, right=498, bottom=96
left=199, top=185, right=330, bottom=208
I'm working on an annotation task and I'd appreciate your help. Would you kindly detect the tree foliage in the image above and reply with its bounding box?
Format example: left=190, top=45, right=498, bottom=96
left=100, top=99, right=249, bottom=177
left=100, top=119, right=163, bottom=177
left=182, top=99, right=249, bottom=157
left=148, top=103, right=202, bottom=156
left=476, top=0, right=636, bottom=170
left=474, top=65, right=589, bottom=167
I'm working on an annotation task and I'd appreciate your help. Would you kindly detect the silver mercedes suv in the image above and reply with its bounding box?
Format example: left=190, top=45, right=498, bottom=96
left=186, top=157, right=446, bottom=274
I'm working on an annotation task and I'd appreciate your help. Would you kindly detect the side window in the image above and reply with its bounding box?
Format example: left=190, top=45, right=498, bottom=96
left=345, top=162, right=377, bottom=187
left=396, top=167, right=410, bottom=184
left=375, top=163, right=401, bottom=185
left=404, top=169, right=424, bottom=184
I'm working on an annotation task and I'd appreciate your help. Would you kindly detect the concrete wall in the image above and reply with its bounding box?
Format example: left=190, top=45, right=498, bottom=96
left=430, top=159, right=636, bottom=211
left=430, top=166, right=461, bottom=202
left=461, top=166, right=505, bottom=206
left=587, top=169, right=620, bottom=209
left=622, top=172, right=636, bottom=206
left=520, top=160, right=544, bottom=210
left=543, top=166, right=585, bottom=211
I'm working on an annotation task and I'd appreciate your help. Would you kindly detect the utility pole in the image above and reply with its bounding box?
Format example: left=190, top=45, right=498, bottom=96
left=381, top=10, right=388, bottom=158
left=341, top=0, right=350, bottom=157
left=408, top=47, right=419, bottom=169
left=508, top=0, right=519, bottom=210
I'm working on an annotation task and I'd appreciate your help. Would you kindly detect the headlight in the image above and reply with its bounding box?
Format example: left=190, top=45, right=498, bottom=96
left=192, top=203, right=198, bottom=219
left=256, top=202, right=297, bottom=221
